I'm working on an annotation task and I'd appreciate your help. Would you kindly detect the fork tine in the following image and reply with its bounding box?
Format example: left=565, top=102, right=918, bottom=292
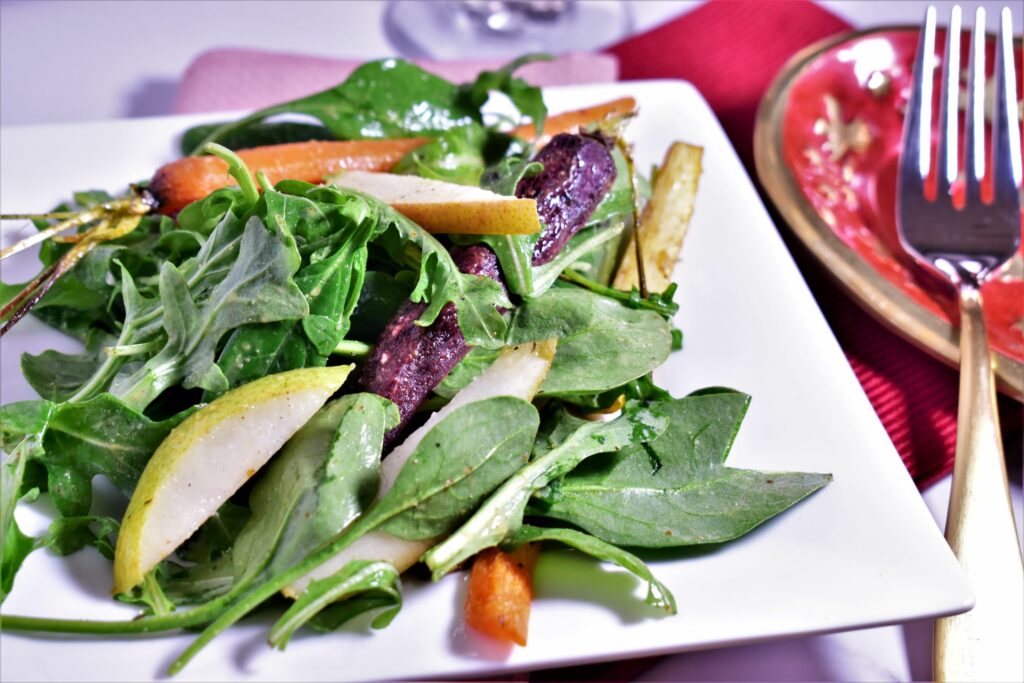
left=900, top=5, right=937, bottom=199
left=992, top=7, right=1023, bottom=207
left=963, top=6, right=986, bottom=205
left=936, top=5, right=962, bottom=198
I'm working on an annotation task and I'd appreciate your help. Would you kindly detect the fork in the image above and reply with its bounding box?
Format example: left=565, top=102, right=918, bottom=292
left=897, top=5, right=1024, bottom=682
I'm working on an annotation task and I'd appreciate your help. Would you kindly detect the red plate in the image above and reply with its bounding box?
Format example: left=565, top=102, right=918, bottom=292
left=756, top=27, right=1023, bottom=399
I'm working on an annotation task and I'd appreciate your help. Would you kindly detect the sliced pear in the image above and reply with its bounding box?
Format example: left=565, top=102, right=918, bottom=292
left=284, top=340, right=556, bottom=597
left=113, top=365, right=353, bottom=595
left=330, top=171, right=541, bottom=235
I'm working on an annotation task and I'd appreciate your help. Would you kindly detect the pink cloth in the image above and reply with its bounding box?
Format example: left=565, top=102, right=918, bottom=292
left=173, top=48, right=618, bottom=114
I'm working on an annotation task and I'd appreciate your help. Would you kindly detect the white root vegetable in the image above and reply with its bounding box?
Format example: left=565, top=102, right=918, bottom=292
left=613, top=142, right=703, bottom=294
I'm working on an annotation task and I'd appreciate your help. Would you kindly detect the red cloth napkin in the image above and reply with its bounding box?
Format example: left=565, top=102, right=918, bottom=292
left=607, top=0, right=1021, bottom=489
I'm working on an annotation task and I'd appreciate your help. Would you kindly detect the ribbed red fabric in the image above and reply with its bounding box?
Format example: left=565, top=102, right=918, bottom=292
left=607, top=0, right=849, bottom=167
left=606, top=0, right=1022, bottom=489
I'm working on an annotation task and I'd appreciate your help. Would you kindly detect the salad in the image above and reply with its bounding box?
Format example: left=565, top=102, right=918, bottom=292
left=0, top=57, right=830, bottom=675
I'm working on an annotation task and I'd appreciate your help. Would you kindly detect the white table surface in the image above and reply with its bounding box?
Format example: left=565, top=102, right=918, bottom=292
left=0, top=1, right=1021, bottom=681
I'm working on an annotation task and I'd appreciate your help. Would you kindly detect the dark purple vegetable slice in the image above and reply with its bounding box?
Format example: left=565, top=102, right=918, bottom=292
left=515, top=133, right=617, bottom=265
left=360, top=246, right=502, bottom=447
left=362, top=133, right=617, bottom=448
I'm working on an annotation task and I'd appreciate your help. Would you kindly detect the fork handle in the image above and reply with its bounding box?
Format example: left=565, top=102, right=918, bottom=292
left=933, top=284, right=1024, bottom=683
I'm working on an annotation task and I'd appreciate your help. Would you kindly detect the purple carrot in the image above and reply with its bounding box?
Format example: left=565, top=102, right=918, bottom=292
left=361, top=134, right=616, bottom=448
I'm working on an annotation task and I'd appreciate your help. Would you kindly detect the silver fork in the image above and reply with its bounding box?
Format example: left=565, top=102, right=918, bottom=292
left=897, top=5, right=1023, bottom=682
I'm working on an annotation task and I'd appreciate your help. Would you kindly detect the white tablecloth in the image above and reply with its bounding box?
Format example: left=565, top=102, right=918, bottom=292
left=1, top=2, right=1021, bottom=681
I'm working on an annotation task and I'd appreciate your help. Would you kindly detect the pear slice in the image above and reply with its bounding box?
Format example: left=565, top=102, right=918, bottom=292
left=113, top=365, right=353, bottom=595
left=284, top=339, right=556, bottom=597
left=330, top=171, right=541, bottom=235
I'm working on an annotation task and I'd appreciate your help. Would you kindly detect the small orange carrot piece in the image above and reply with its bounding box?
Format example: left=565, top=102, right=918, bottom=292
left=150, top=138, right=428, bottom=215
left=512, top=96, right=637, bottom=147
left=464, top=544, right=541, bottom=646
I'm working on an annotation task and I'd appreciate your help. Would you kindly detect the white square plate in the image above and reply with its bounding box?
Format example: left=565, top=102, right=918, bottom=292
left=0, top=81, right=970, bottom=682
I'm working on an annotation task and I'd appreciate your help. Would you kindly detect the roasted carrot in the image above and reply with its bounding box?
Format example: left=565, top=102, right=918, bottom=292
left=512, top=96, right=637, bottom=147
left=149, top=98, right=638, bottom=215
left=464, top=544, right=541, bottom=646
left=150, top=138, right=428, bottom=215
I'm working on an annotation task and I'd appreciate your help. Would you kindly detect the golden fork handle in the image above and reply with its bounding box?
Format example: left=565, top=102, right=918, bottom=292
left=933, top=284, right=1024, bottom=683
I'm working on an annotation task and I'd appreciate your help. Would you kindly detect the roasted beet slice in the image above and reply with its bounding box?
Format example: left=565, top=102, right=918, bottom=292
left=515, top=133, right=617, bottom=265
left=362, top=133, right=616, bottom=448
left=359, top=246, right=501, bottom=447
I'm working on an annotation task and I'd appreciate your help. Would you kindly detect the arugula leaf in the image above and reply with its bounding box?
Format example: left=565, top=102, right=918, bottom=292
left=21, top=343, right=107, bottom=403
left=252, top=394, right=397, bottom=579
left=37, top=394, right=194, bottom=516
left=531, top=392, right=832, bottom=546
left=43, top=515, right=119, bottom=558
left=423, top=402, right=668, bottom=578
left=1, top=518, right=35, bottom=602
left=511, top=525, right=676, bottom=613
left=214, top=188, right=376, bottom=389
left=114, top=217, right=308, bottom=407
left=268, top=560, right=401, bottom=649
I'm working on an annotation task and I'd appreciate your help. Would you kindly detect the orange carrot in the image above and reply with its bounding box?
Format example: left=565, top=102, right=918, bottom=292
left=464, top=544, right=541, bottom=646
left=150, top=98, right=638, bottom=215
left=150, top=138, right=428, bottom=215
left=512, top=96, right=637, bottom=147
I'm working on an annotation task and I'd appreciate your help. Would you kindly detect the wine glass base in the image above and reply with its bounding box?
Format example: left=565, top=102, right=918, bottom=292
left=385, top=0, right=633, bottom=60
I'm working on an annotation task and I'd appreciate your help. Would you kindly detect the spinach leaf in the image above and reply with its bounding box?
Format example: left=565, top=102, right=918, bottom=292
left=423, top=402, right=668, bottom=578
left=170, top=396, right=539, bottom=667
left=511, top=525, right=675, bottom=613
left=380, top=396, right=539, bottom=540
left=259, top=394, right=396, bottom=578
left=531, top=392, right=832, bottom=547
left=186, top=59, right=479, bottom=153
left=348, top=270, right=414, bottom=342
left=567, top=147, right=633, bottom=286
left=186, top=56, right=551, bottom=154
left=530, top=224, right=624, bottom=297
left=268, top=560, right=401, bottom=649
left=512, top=288, right=671, bottom=395
left=392, top=124, right=489, bottom=186
left=180, top=121, right=334, bottom=156
left=433, top=346, right=500, bottom=400
left=507, top=287, right=599, bottom=344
